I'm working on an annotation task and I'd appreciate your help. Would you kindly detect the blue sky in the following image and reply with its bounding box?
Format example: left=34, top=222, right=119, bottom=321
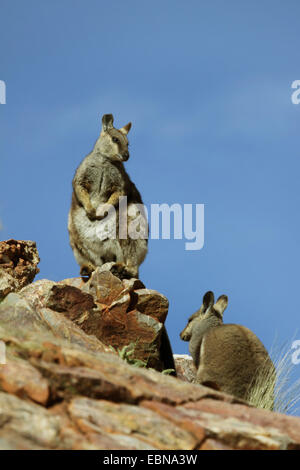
left=1, top=1, right=300, bottom=411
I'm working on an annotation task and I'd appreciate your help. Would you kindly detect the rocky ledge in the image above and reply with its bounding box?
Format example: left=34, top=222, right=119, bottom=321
left=0, top=239, right=300, bottom=450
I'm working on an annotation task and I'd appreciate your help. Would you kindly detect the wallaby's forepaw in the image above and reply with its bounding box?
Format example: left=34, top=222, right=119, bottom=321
left=96, top=203, right=114, bottom=220
left=86, top=204, right=111, bottom=221
left=80, top=263, right=95, bottom=282
left=110, top=262, right=138, bottom=280
left=86, top=208, right=98, bottom=221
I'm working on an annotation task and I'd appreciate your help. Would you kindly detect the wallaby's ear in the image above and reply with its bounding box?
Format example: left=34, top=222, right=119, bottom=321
left=102, top=114, right=114, bottom=131
left=119, top=122, right=132, bottom=135
left=214, top=295, right=228, bottom=316
left=202, top=291, right=214, bottom=313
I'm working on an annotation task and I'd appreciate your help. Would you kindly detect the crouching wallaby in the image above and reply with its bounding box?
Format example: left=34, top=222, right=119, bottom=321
left=68, top=114, right=148, bottom=279
left=180, top=291, right=275, bottom=408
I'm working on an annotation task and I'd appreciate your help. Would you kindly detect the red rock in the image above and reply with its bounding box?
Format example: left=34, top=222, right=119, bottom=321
left=45, top=284, right=96, bottom=314
left=1, top=242, right=300, bottom=451
left=87, top=270, right=125, bottom=306
left=0, top=357, right=49, bottom=405
left=53, top=269, right=171, bottom=372
left=174, top=354, right=197, bottom=382
left=176, top=403, right=298, bottom=450
left=0, top=240, right=40, bottom=300
left=122, top=278, right=145, bottom=291
left=131, top=288, right=169, bottom=323
left=141, top=400, right=207, bottom=443
left=199, top=439, right=233, bottom=450
left=58, top=277, right=87, bottom=290
left=67, top=397, right=198, bottom=450
left=183, top=398, right=300, bottom=449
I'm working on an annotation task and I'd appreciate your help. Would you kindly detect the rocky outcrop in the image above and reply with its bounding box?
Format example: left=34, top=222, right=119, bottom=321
left=18, top=268, right=174, bottom=373
left=0, top=240, right=39, bottom=300
left=174, top=354, right=197, bottom=383
left=0, top=239, right=300, bottom=450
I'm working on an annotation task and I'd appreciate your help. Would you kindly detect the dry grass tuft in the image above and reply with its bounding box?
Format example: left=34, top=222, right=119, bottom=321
left=246, top=337, right=300, bottom=415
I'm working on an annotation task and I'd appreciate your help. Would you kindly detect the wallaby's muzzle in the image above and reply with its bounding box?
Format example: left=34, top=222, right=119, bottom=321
left=122, top=151, right=129, bottom=161
left=180, top=327, right=190, bottom=342
left=115, top=151, right=129, bottom=162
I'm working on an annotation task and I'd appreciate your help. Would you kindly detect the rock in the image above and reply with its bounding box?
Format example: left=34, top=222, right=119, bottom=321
left=0, top=356, right=49, bottom=405
left=45, top=284, right=96, bottom=319
left=142, top=400, right=300, bottom=450
left=67, top=397, right=197, bottom=450
left=16, top=269, right=174, bottom=373
left=55, top=268, right=175, bottom=373
left=1, top=240, right=300, bottom=450
left=199, top=438, right=233, bottom=450
left=0, top=240, right=40, bottom=300
left=1, top=285, right=300, bottom=451
left=7, top=259, right=174, bottom=373
left=122, top=278, right=145, bottom=291
left=132, top=288, right=169, bottom=323
left=86, top=269, right=125, bottom=305
left=183, top=398, right=300, bottom=448
left=0, top=392, right=62, bottom=449
left=58, top=277, right=87, bottom=290
left=0, top=292, right=109, bottom=354
left=19, top=279, right=57, bottom=311
left=174, top=354, right=197, bottom=382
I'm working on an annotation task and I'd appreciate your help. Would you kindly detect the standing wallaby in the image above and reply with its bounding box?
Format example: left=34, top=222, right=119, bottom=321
left=180, top=291, right=275, bottom=407
left=68, top=114, right=148, bottom=279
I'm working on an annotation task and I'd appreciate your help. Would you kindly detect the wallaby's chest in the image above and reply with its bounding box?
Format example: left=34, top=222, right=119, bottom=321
left=83, top=159, right=127, bottom=197
left=100, top=164, right=126, bottom=190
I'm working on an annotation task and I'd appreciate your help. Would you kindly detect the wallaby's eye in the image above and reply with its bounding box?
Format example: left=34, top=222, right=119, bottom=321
left=112, top=137, right=119, bottom=144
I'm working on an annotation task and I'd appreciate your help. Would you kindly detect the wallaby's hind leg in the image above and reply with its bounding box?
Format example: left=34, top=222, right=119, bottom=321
left=110, top=262, right=138, bottom=280
left=69, top=227, right=96, bottom=280
left=71, top=243, right=96, bottom=281
left=119, top=237, right=147, bottom=280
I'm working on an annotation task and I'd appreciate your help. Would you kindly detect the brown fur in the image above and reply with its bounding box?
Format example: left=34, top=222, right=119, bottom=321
left=180, top=291, right=275, bottom=403
left=68, top=114, right=148, bottom=279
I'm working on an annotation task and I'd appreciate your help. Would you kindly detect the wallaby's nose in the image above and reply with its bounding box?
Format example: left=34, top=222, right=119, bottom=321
left=180, top=329, right=187, bottom=341
left=123, top=151, right=129, bottom=161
